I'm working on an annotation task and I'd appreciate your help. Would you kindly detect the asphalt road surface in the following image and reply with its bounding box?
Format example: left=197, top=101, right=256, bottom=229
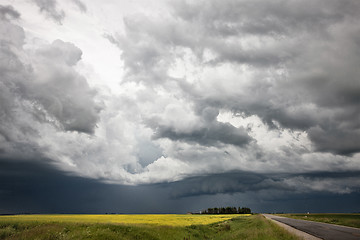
left=264, top=214, right=360, bottom=240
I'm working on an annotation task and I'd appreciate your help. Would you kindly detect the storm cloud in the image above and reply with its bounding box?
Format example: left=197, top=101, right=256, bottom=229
left=148, top=107, right=252, bottom=147
left=1, top=0, right=360, bottom=213
left=32, top=0, right=65, bottom=24
left=1, top=158, right=359, bottom=214
left=0, top=9, right=101, bottom=162
left=107, top=0, right=360, bottom=157
left=168, top=171, right=360, bottom=198
left=0, top=5, right=20, bottom=19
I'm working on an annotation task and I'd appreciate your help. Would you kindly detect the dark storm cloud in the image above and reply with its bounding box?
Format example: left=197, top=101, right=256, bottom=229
left=0, top=36, right=101, bottom=133
left=168, top=0, right=360, bottom=155
left=1, top=158, right=359, bottom=214
left=31, top=39, right=102, bottom=133
left=152, top=122, right=251, bottom=147
left=0, top=158, right=164, bottom=214
left=0, top=9, right=101, bottom=160
left=308, top=126, right=360, bottom=156
left=172, top=0, right=357, bottom=35
left=107, top=0, right=360, bottom=156
left=71, top=0, right=86, bottom=13
left=0, top=158, right=239, bottom=214
left=32, top=0, right=65, bottom=24
left=168, top=172, right=274, bottom=198
left=0, top=157, right=180, bottom=214
left=0, top=5, right=20, bottom=19
left=168, top=171, right=360, bottom=199
left=149, top=107, right=252, bottom=147
left=169, top=0, right=359, bottom=67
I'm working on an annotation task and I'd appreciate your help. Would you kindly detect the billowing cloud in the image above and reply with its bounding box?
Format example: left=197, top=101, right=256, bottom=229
left=0, top=0, right=360, bottom=214
left=71, top=0, right=86, bottom=13
left=148, top=107, right=252, bottom=147
left=169, top=171, right=360, bottom=198
left=109, top=0, right=360, bottom=156
left=0, top=5, right=20, bottom=20
left=32, top=0, right=65, bottom=24
left=29, top=39, right=101, bottom=133
left=0, top=8, right=101, bottom=161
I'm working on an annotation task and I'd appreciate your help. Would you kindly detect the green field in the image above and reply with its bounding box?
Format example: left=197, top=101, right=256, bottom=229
left=0, top=214, right=300, bottom=240
left=278, top=213, right=360, bottom=228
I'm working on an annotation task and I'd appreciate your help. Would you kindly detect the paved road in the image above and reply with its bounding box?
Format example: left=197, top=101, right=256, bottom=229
left=264, top=214, right=360, bottom=240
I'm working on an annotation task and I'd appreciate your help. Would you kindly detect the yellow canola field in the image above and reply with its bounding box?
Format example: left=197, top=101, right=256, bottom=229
left=0, top=214, right=250, bottom=227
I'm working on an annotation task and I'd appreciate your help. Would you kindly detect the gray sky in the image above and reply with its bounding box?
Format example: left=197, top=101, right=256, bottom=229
left=0, top=0, right=360, bottom=213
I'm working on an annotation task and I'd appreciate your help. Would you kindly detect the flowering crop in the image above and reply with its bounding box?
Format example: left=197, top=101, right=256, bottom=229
left=0, top=214, right=251, bottom=226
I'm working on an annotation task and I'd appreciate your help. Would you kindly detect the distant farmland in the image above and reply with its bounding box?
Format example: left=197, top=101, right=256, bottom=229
left=0, top=214, right=300, bottom=240
left=0, top=214, right=245, bottom=227
left=278, top=213, right=360, bottom=228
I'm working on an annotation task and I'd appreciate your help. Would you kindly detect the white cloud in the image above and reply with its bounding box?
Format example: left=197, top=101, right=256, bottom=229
left=1, top=0, right=360, bottom=195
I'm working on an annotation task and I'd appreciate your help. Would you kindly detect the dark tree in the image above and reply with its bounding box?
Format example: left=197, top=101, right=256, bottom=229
left=200, top=206, right=251, bottom=214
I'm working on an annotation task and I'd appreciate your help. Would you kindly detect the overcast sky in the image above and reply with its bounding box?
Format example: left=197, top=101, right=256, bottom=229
left=1, top=0, right=360, bottom=214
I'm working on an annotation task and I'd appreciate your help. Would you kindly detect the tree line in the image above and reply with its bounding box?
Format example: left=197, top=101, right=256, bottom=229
left=201, top=207, right=251, bottom=214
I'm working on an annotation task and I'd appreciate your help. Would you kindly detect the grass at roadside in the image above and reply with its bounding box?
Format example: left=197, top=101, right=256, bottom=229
left=278, top=213, right=360, bottom=228
left=0, top=214, right=300, bottom=240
